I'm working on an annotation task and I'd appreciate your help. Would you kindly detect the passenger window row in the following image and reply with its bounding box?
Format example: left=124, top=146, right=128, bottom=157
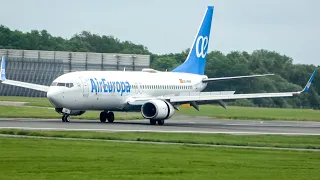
left=131, top=85, right=192, bottom=90
left=51, top=82, right=74, bottom=88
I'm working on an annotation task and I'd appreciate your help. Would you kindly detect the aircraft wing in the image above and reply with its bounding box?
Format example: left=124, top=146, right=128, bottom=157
left=1, top=80, right=49, bottom=92
left=169, top=92, right=295, bottom=103
left=0, top=56, right=49, bottom=92
left=202, top=74, right=274, bottom=82
left=128, top=69, right=317, bottom=106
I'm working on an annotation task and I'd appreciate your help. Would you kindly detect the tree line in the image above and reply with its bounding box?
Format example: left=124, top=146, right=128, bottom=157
left=0, top=25, right=319, bottom=109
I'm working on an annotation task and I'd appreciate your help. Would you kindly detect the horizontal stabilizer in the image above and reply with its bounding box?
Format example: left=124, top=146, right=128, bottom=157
left=202, top=74, right=274, bottom=83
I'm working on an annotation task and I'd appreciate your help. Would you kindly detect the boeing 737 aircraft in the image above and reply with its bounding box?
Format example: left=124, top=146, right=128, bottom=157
left=0, top=6, right=318, bottom=125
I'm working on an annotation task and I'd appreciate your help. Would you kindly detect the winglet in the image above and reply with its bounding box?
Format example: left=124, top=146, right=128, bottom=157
left=0, top=56, right=6, bottom=81
left=299, top=69, right=317, bottom=93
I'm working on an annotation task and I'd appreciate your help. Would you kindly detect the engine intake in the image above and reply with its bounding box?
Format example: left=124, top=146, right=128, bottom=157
left=141, top=100, right=175, bottom=120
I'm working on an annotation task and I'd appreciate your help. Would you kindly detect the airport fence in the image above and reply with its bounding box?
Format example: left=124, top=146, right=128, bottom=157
left=0, top=49, right=150, bottom=97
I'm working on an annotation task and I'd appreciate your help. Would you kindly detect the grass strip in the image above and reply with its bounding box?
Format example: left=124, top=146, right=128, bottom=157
left=0, top=96, right=52, bottom=107
left=0, top=106, right=142, bottom=120
left=0, top=136, right=319, bottom=180
left=1, top=129, right=320, bottom=149
left=178, top=105, right=320, bottom=121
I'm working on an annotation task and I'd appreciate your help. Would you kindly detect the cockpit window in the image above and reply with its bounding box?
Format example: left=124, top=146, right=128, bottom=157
left=66, top=83, right=74, bottom=88
left=51, top=82, right=74, bottom=88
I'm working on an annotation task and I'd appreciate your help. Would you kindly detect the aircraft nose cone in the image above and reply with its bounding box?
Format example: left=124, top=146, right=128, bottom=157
left=47, top=88, right=62, bottom=107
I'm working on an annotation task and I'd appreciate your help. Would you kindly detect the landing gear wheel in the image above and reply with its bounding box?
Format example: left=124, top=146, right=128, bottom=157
left=100, top=112, right=107, bottom=123
left=62, top=114, right=70, bottom=122
left=150, top=119, right=157, bottom=125
left=157, top=120, right=165, bottom=125
left=107, top=112, right=114, bottom=123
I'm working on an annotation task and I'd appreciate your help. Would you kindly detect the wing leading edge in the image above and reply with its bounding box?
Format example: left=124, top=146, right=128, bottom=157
left=0, top=56, right=49, bottom=92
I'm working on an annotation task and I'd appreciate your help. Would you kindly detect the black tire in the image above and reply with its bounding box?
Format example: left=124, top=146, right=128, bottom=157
left=157, top=120, right=165, bottom=125
left=63, top=114, right=70, bottom=122
left=100, top=112, right=107, bottom=123
left=61, top=115, right=66, bottom=122
left=150, top=119, right=157, bottom=125
left=107, top=112, right=114, bottom=123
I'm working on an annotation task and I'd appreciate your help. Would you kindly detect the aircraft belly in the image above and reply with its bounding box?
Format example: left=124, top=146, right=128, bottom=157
left=79, top=93, right=125, bottom=110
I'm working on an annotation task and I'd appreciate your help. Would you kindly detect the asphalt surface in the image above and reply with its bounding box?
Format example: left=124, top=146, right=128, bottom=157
left=0, top=116, right=319, bottom=135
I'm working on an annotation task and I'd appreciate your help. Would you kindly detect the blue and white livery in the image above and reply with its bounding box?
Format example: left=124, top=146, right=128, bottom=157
left=172, top=6, right=213, bottom=75
left=0, top=6, right=317, bottom=125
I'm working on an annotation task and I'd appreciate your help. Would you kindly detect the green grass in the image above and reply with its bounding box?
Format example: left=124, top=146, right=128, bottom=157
left=0, top=137, right=319, bottom=180
left=178, top=105, right=320, bottom=121
left=0, top=106, right=142, bottom=120
left=0, top=96, right=52, bottom=107
left=1, top=129, right=320, bottom=149
left=1, top=96, right=320, bottom=121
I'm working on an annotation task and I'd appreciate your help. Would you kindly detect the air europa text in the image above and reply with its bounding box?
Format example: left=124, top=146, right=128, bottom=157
left=89, top=78, right=131, bottom=95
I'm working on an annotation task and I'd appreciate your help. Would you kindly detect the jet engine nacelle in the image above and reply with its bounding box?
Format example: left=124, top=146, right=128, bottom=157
left=55, top=108, right=86, bottom=116
left=141, top=100, right=175, bottom=120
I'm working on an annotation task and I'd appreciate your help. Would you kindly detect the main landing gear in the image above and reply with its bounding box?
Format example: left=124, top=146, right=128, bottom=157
left=60, top=111, right=115, bottom=123
left=150, top=119, right=165, bottom=125
left=99, top=111, right=115, bottom=123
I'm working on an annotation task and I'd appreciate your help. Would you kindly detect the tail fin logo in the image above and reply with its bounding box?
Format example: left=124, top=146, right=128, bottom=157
left=171, top=6, right=214, bottom=75
left=196, top=36, right=209, bottom=58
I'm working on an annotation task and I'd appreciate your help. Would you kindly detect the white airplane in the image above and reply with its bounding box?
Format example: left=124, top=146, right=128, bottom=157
left=0, top=6, right=318, bottom=125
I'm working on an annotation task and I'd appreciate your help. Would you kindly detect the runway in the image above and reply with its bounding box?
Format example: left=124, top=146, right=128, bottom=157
left=0, top=116, right=319, bottom=135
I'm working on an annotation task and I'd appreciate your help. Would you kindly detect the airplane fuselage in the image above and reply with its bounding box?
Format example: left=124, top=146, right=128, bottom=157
left=47, top=71, right=208, bottom=111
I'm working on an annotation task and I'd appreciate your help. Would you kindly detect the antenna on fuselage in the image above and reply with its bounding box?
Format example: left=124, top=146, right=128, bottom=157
left=123, top=67, right=126, bottom=71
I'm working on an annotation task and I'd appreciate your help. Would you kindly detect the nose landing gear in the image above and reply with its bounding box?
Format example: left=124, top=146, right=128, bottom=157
left=62, top=114, right=70, bottom=122
left=99, top=111, right=115, bottom=123
left=61, top=108, right=71, bottom=122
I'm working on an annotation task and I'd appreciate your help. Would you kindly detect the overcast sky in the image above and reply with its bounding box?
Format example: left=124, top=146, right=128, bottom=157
left=0, top=0, right=319, bottom=65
